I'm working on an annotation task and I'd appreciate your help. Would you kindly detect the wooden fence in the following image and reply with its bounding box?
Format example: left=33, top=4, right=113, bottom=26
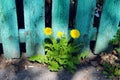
left=0, top=0, right=120, bottom=59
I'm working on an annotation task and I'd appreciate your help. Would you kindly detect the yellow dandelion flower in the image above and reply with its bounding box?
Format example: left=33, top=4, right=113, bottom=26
left=44, top=27, right=52, bottom=35
left=57, top=31, right=63, bottom=37
left=70, top=29, right=80, bottom=39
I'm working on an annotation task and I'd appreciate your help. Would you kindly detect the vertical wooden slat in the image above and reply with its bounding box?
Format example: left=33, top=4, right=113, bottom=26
left=95, top=0, right=120, bottom=54
left=24, top=0, right=45, bottom=57
left=52, top=0, right=70, bottom=38
left=0, top=0, right=20, bottom=58
left=75, top=0, right=96, bottom=52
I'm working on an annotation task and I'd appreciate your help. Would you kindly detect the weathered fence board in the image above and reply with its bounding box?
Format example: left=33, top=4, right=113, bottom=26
left=0, top=0, right=20, bottom=58
left=94, top=0, right=120, bottom=54
left=75, top=0, right=96, bottom=52
left=52, top=0, right=70, bottom=38
left=24, top=0, right=45, bottom=57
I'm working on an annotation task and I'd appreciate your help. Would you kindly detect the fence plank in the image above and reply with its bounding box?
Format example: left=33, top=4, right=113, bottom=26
left=94, top=0, right=120, bottom=54
left=24, top=0, right=45, bottom=57
left=75, top=0, right=96, bottom=52
left=0, top=0, right=20, bottom=58
left=52, top=0, right=70, bottom=38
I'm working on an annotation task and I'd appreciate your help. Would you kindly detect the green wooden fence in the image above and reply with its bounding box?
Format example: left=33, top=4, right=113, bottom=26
left=0, top=0, right=120, bottom=59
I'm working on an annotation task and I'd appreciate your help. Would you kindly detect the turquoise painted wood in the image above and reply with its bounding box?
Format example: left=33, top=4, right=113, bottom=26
left=94, top=0, right=120, bottom=54
left=1, top=0, right=120, bottom=59
left=75, top=0, right=96, bottom=52
left=24, top=0, right=45, bottom=57
left=52, top=0, right=70, bottom=38
left=0, top=0, right=20, bottom=58
left=0, top=29, right=25, bottom=43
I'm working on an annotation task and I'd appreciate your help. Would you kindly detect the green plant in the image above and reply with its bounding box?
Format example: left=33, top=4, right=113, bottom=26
left=45, top=36, right=82, bottom=72
left=29, top=27, right=89, bottom=73
left=30, top=36, right=82, bottom=73
left=111, top=28, right=120, bottom=47
left=104, top=28, right=120, bottom=79
left=114, top=48, right=120, bottom=58
left=102, top=62, right=115, bottom=79
left=29, top=54, right=48, bottom=64
left=111, top=28, right=120, bottom=58
left=114, top=64, right=120, bottom=76
left=102, top=62, right=120, bottom=79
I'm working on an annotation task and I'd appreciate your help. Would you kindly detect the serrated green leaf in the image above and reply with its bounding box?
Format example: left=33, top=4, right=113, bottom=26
left=29, top=54, right=48, bottom=64
left=60, top=55, right=69, bottom=59
left=72, top=57, right=80, bottom=64
left=48, top=66, right=58, bottom=71
left=103, top=71, right=109, bottom=75
left=49, top=61, right=60, bottom=71
left=36, top=56, right=48, bottom=64
left=110, top=38, right=118, bottom=44
left=109, top=75, right=114, bottom=79
left=65, top=62, right=77, bottom=71
left=29, top=54, right=43, bottom=61
left=114, top=69, right=120, bottom=76
left=115, top=48, right=120, bottom=53
left=42, top=36, right=81, bottom=73
left=59, top=59, right=67, bottom=65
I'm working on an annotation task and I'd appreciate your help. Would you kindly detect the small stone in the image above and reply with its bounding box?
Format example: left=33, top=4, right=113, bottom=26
left=112, top=50, right=117, bottom=55
left=28, top=65, right=34, bottom=68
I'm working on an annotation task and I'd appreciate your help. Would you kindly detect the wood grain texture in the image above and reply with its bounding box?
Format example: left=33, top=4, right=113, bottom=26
left=94, top=0, right=120, bottom=54
left=52, top=0, right=70, bottom=38
left=0, top=29, right=26, bottom=43
left=75, top=0, right=96, bottom=52
left=0, top=0, right=20, bottom=58
left=24, top=0, right=45, bottom=57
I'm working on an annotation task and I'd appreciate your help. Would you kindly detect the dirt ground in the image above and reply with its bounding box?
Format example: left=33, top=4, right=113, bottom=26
left=0, top=53, right=111, bottom=80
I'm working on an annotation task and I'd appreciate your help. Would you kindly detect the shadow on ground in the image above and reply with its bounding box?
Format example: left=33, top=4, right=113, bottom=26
left=57, top=64, right=110, bottom=80
left=0, top=55, right=111, bottom=80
